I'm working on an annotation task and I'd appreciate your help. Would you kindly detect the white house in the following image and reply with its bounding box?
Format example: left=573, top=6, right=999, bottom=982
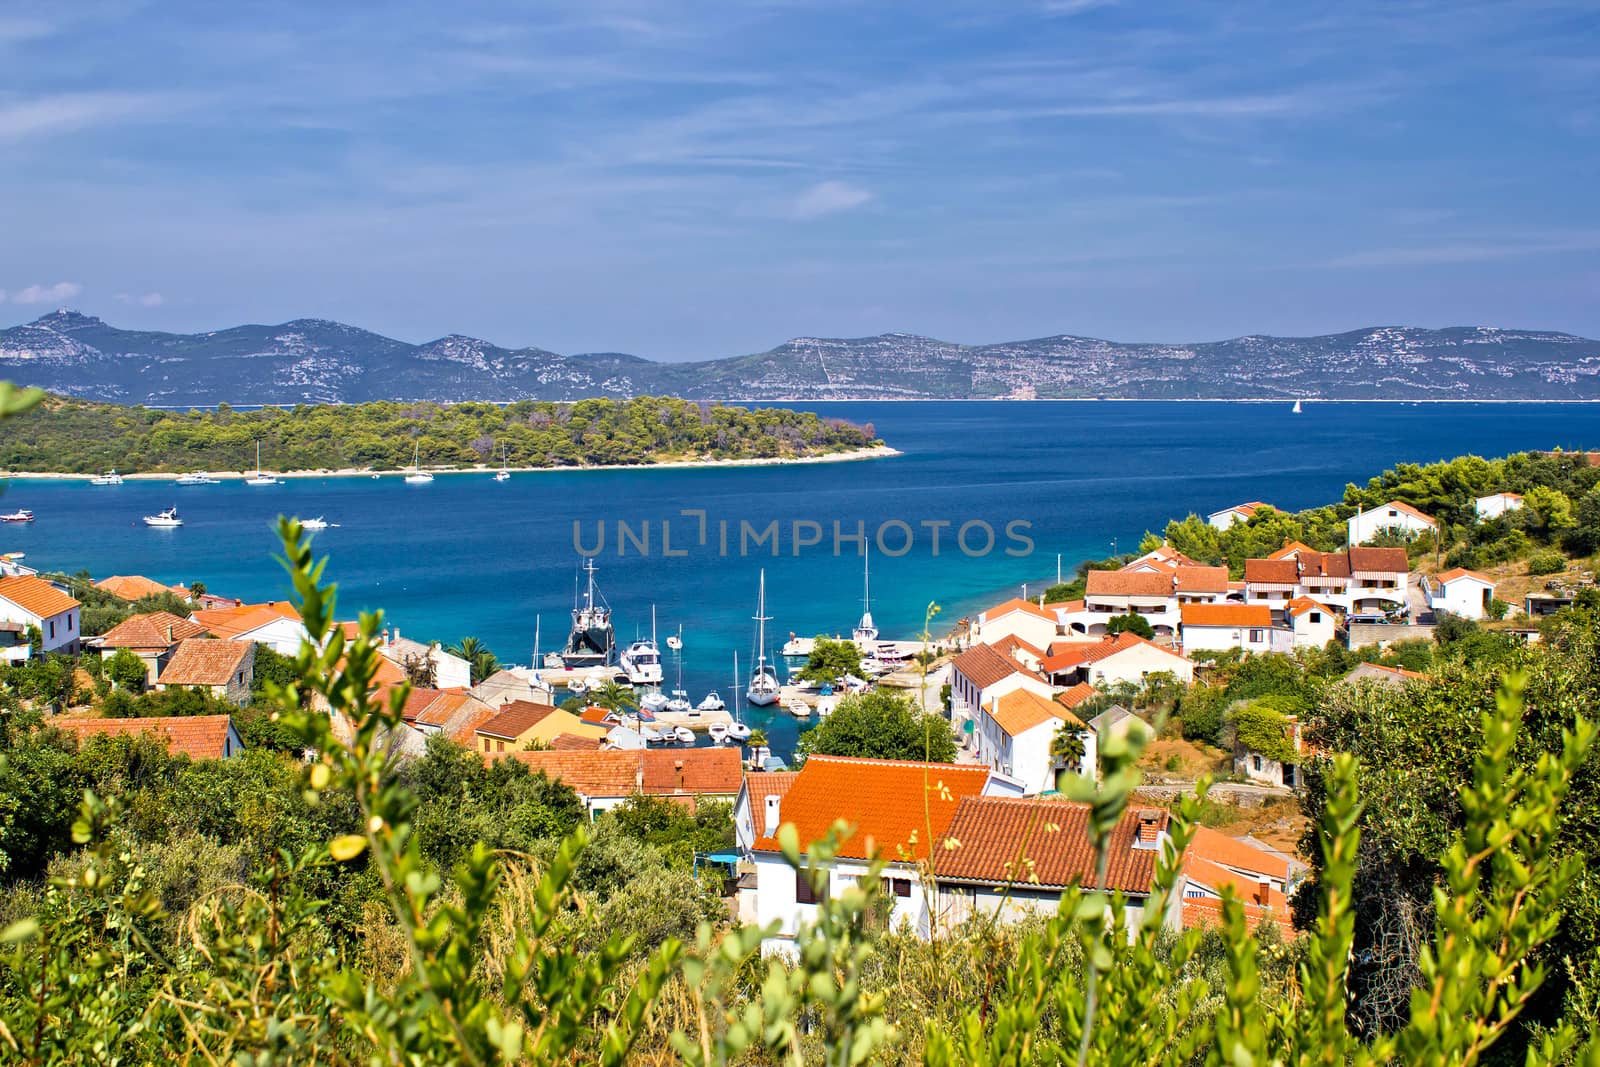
left=1347, top=501, right=1437, bottom=545
left=948, top=643, right=1055, bottom=747
left=1475, top=492, right=1524, bottom=521
left=0, top=575, right=82, bottom=655
left=1244, top=546, right=1410, bottom=617
left=1041, top=632, right=1195, bottom=688
left=1286, top=597, right=1338, bottom=647
left=1179, top=827, right=1295, bottom=936
left=190, top=601, right=312, bottom=656
left=1234, top=716, right=1304, bottom=790
left=1178, top=603, right=1290, bottom=656
left=1078, top=570, right=1180, bottom=635
left=972, top=597, right=1061, bottom=650
left=974, top=688, right=1095, bottom=794
left=381, top=631, right=472, bottom=689
left=1207, top=502, right=1272, bottom=531
left=1425, top=568, right=1496, bottom=621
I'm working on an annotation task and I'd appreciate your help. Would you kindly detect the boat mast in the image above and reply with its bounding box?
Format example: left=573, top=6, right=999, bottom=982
left=754, top=570, right=771, bottom=673
left=732, top=651, right=742, bottom=720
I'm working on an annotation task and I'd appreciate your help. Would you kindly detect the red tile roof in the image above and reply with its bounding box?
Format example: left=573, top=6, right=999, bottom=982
left=97, top=611, right=207, bottom=650
left=1055, top=681, right=1099, bottom=710
left=1041, top=632, right=1189, bottom=674
left=1172, top=566, right=1229, bottom=593
left=579, top=705, right=615, bottom=725
left=477, top=699, right=558, bottom=739
left=1180, top=603, right=1273, bottom=628
left=1085, top=570, right=1172, bottom=598
left=988, top=689, right=1081, bottom=737
left=190, top=602, right=300, bottom=640
left=1180, top=895, right=1293, bottom=935
left=1436, top=567, right=1493, bottom=585
left=932, top=796, right=1166, bottom=895
left=1347, top=546, right=1409, bottom=575
left=750, top=755, right=991, bottom=862
left=1268, top=540, right=1317, bottom=561
left=52, top=714, right=237, bottom=759
left=507, top=748, right=743, bottom=799
left=1297, top=550, right=1351, bottom=579
left=0, top=575, right=78, bottom=619
left=640, top=748, right=744, bottom=794
left=982, top=597, right=1059, bottom=623
left=156, top=639, right=253, bottom=687
left=990, top=633, right=1047, bottom=662
left=951, top=643, right=1045, bottom=689
left=1210, top=502, right=1270, bottom=519
left=550, top=732, right=604, bottom=751
left=1286, top=596, right=1335, bottom=618
left=1376, top=500, right=1437, bottom=526
left=1243, top=558, right=1300, bottom=585
left=94, top=574, right=176, bottom=601
left=1188, top=825, right=1290, bottom=881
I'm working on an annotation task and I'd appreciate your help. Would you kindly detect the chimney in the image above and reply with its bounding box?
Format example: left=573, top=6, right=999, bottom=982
left=764, top=793, right=782, bottom=837
left=166, top=624, right=173, bottom=643
left=1134, top=808, right=1162, bottom=848
left=675, top=759, right=685, bottom=790
left=392, top=627, right=400, bottom=645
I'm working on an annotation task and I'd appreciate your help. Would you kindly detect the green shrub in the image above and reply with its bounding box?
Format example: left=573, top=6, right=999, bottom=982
left=1529, top=550, right=1567, bottom=575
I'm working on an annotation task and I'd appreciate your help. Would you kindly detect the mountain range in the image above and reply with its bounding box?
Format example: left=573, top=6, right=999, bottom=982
left=2, top=309, right=1597, bottom=405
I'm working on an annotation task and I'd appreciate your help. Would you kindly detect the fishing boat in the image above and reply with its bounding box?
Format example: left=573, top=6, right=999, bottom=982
left=726, top=652, right=752, bottom=742
left=639, top=690, right=670, bottom=715
left=696, top=690, right=726, bottom=713
left=619, top=606, right=664, bottom=685
left=90, top=470, right=123, bottom=486
left=666, top=624, right=683, bottom=651
left=707, top=722, right=729, bottom=744
left=246, top=442, right=278, bottom=486
left=747, top=570, right=781, bottom=706
left=0, top=509, right=33, bottom=523
left=404, top=443, right=434, bottom=484
left=852, top=544, right=879, bottom=645
left=560, top=557, right=615, bottom=668
left=1292, top=399, right=1304, bottom=414
left=786, top=699, right=812, bottom=719
left=143, top=506, right=183, bottom=528
left=175, top=472, right=217, bottom=485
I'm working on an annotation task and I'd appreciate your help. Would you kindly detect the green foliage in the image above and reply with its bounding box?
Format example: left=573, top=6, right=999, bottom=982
left=798, top=635, right=863, bottom=685
left=447, top=636, right=500, bottom=684
left=604, top=794, right=734, bottom=870
left=1177, top=683, right=1228, bottom=744
left=103, top=648, right=148, bottom=692
left=1529, top=549, right=1568, bottom=575
left=795, top=689, right=959, bottom=763
left=1230, top=701, right=1298, bottom=763
left=1106, top=612, right=1155, bottom=639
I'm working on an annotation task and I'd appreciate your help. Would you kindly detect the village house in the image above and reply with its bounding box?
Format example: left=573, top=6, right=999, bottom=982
left=1234, top=715, right=1304, bottom=789
left=1121, top=544, right=1199, bottom=573
left=1285, top=596, right=1338, bottom=647
left=1475, top=492, right=1524, bottom=520
left=473, top=699, right=609, bottom=753
left=1171, top=565, right=1231, bottom=605
left=93, top=610, right=210, bottom=685
left=154, top=638, right=255, bottom=705
left=396, top=687, right=497, bottom=742
left=1040, top=632, right=1195, bottom=689
left=1207, top=502, right=1272, bottom=531
left=1242, top=558, right=1301, bottom=610
left=190, top=601, right=310, bottom=655
left=947, top=643, right=1055, bottom=746
left=1347, top=500, right=1437, bottom=545
left=1088, top=704, right=1150, bottom=747
left=1078, top=570, right=1180, bottom=636
left=510, top=747, right=744, bottom=819
left=972, top=688, right=1095, bottom=794
left=1424, top=568, right=1497, bottom=620
left=379, top=629, right=472, bottom=689
left=972, top=597, right=1061, bottom=650
left=1341, top=662, right=1428, bottom=687
left=94, top=574, right=179, bottom=602
left=0, top=575, right=81, bottom=655
left=1180, top=828, right=1295, bottom=935
left=52, top=713, right=245, bottom=760
left=1179, top=603, right=1290, bottom=656
left=471, top=667, right=551, bottom=708
left=1244, top=546, right=1410, bottom=618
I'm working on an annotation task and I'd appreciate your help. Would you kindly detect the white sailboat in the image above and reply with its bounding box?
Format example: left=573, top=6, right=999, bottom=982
left=852, top=544, right=878, bottom=646
left=1292, top=399, right=1304, bottom=414
left=726, top=652, right=751, bottom=741
left=404, top=443, right=434, bottom=484
left=494, top=442, right=511, bottom=481
left=666, top=651, right=691, bottom=714
left=246, top=442, right=277, bottom=486
left=747, top=570, right=781, bottom=706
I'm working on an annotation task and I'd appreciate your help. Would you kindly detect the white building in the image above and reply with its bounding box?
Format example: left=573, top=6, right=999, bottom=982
left=1207, top=502, right=1272, bottom=531
left=974, top=688, right=1095, bottom=794
left=382, top=631, right=473, bottom=689
left=1347, top=501, right=1437, bottom=545
left=1244, top=546, right=1410, bottom=617
left=1041, top=632, right=1195, bottom=688
left=0, top=575, right=82, bottom=655
left=972, top=597, right=1061, bottom=650
left=190, top=601, right=312, bottom=656
left=1286, top=597, right=1338, bottom=647
left=1475, top=492, right=1524, bottom=521
left=1425, top=568, right=1496, bottom=621
left=1178, top=603, right=1291, bottom=656
left=948, top=643, right=1055, bottom=746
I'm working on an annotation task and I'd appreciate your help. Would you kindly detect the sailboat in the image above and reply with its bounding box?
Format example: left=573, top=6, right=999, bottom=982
left=852, top=544, right=879, bottom=646
left=246, top=442, right=277, bottom=486
left=1292, top=399, right=1304, bottom=414
left=666, top=650, right=691, bottom=714
left=726, top=651, right=751, bottom=741
left=494, top=443, right=510, bottom=481
left=560, top=557, right=615, bottom=668
left=747, top=570, right=781, bottom=706
left=404, top=443, right=434, bottom=484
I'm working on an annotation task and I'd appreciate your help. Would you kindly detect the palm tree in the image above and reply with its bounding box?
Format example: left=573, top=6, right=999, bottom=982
left=447, top=636, right=498, bottom=685
left=1050, top=724, right=1088, bottom=791
left=590, top=680, right=636, bottom=716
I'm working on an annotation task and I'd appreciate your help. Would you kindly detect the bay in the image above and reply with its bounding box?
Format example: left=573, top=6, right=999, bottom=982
left=2, top=400, right=1593, bottom=758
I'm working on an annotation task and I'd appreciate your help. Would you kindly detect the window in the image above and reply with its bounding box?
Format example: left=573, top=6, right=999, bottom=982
left=47, top=620, right=54, bottom=640
left=1248, top=628, right=1263, bottom=642
left=883, top=877, right=912, bottom=898
left=68, top=614, right=74, bottom=631
left=1309, top=612, right=1321, bottom=623
left=796, top=868, right=826, bottom=905
left=1252, top=755, right=1263, bottom=771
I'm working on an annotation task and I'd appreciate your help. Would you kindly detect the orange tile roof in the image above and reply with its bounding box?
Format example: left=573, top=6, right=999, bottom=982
left=1182, top=853, right=1293, bottom=933
left=477, top=699, right=558, bottom=739
left=1269, top=540, right=1317, bottom=561
left=951, top=643, right=1045, bottom=690
left=97, top=611, right=208, bottom=650
left=1180, top=603, right=1273, bottom=628
left=190, top=602, right=300, bottom=640
left=1180, top=895, right=1294, bottom=935
left=932, top=796, right=1166, bottom=895
left=640, top=748, right=744, bottom=794
left=94, top=574, right=176, bottom=601
left=1055, top=681, right=1099, bottom=710
left=750, top=755, right=991, bottom=862
left=1188, top=826, right=1290, bottom=881
left=550, top=732, right=604, bottom=750
left=1085, top=570, right=1172, bottom=598
left=1286, top=596, right=1335, bottom=618
left=1042, top=632, right=1188, bottom=674
left=1127, top=545, right=1198, bottom=568
left=0, top=575, right=78, bottom=619
left=989, top=633, right=1047, bottom=662
left=156, top=639, right=253, bottom=687
left=1376, top=500, right=1437, bottom=526
left=1436, top=567, right=1493, bottom=585
left=745, top=770, right=800, bottom=812
left=1172, top=566, right=1230, bottom=593
left=579, top=706, right=616, bottom=725
left=506, top=747, right=743, bottom=799
left=1210, top=501, right=1270, bottom=519
left=988, top=689, right=1081, bottom=737
left=1347, top=546, right=1409, bottom=575
left=415, top=690, right=477, bottom=728
left=51, top=714, right=237, bottom=759
left=1243, top=558, right=1300, bottom=585
left=982, top=597, right=1059, bottom=623
left=444, top=704, right=499, bottom=745
left=1297, top=550, right=1351, bottom=579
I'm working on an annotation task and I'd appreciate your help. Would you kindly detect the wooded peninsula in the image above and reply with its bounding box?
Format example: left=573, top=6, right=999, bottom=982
left=0, top=395, right=883, bottom=474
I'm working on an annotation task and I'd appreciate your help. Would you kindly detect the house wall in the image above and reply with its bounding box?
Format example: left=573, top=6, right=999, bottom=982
left=975, top=610, right=1058, bottom=650
left=0, top=603, right=82, bottom=655
left=976, top=716, right=1094, bottom=793
left=753, top=854, right=928, bottom=945
left=1346, top=621, right=1436, bottom=648
left=1475, top=495, right=1522, bottom=520
left=935, top=883, right=1153, bottom=936
left=1208, top=510, right=1248, bottom=531
left=1234, top=749, right=1298, bottom=789
left=223, top=652, right=254, bottom=705
left=1291, top=611, right=1336, bottom=647
left=1348, top=509, right=1433, bottom=545
left=1087, top=645, right=1195, bottom=687
left=1182, top=624, right=1290, bottom=656
left=238, top=618, right=313, bottom=656
left=1431, top=580, right=1493, bottom=621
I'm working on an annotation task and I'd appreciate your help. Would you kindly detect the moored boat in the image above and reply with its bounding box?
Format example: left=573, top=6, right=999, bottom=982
left=0, top=509, right=33, bottom=523
left=404, top=442, right=434, bottom=484
left=90, top=470, right=123, bottom=486
left=494, top=443, right=511, bottom=481
left=852, top=544, right=878, bottom=645
left=696, top=690, right=726, bottom=713
left=747, top=570, right=781, bottom=706
left=300, top=516, right=330, bottom=530
left=707, top=722, right=729, bottom=744
left=619, top=606, right=664, bottom=685
left=786, top=698, right=811, bottom=719
left=175, top=472, right=217, bottom=485
left=560, top=557, right=615, bottom=668
left=672, top=725, right=695, bottom=745
left=245, top=442, right=278, bottom=486
left=638, top=690, right=670, bottom=715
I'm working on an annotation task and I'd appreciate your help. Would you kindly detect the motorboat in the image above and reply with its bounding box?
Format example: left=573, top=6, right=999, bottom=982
left=90, top=470, right=123, bottom=486
left=780, top=632, right=808, bottom=657
left=560, top=557, right=615, bottom=668
left=246, top=442, right=278, bottom=486
left=494, top=443, right=511, bottom=481
left=852, top=544, right=879, bottom=645
left=0, top=509, right=33, bottom=523
left=727, top=721, right=751, bottom=742
left=175, top=472, right=217, bottom=485
left=640, top=726, right=667, bottom=745
left=666, top=624, right=682, bottom=651
left=666, top=689, right=692, bottom=715
left=300, top=516, right=330, bottom=530
left=786, top=699, right=812, bottom=719
left=565, top=675, right=591, bottom=696
left=708, top=722, right=729, bottom=744
left=404, top=442, right=434, bottom=484
left=143, top=506, right=183, bottom=528
left=619, top=606, right=664, bottom=685
left=747, top=570, right=781, bottom=706
left=638, top=690, right=670, bottom=715
left=696, top=690, right=726, bottom=713
left=672, top=726, right=696, bottom=745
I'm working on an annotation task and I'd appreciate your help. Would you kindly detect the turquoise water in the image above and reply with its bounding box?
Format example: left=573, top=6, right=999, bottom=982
left=2, top=400, right=1593, bottom=757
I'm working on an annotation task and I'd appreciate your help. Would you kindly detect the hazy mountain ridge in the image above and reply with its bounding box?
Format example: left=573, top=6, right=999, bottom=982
left=1, top=310, right=1595, bottom=405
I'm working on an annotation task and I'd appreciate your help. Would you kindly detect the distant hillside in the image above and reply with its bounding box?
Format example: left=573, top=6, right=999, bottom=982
left=2, top=310, right=1596, bottom=405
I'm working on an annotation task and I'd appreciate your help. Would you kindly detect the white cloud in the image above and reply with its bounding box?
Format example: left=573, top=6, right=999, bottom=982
left=0, top=92, right=169, bottom=142
left=1039, top=0, right=1117, bottom=15
left=115, top=291, right=165, bottom=307
left=11, top=281, right=83, bottom=304
left=791, top=181, right=873, bottom=220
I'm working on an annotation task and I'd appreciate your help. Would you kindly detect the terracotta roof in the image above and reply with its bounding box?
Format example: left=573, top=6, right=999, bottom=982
left=951, top=643, right=1045, bottom=689
left=507, top=747, right=743, bottom=799
left=97, top=611, right=207, bottom=650
left=750, top=755, right=990, bottom=862
left=1172, top=566, right=1229, bottom=593
left=443, top=703, right=499, bottom=745
left=640, top=747, right=744, bottom=794
left=579, top=706, right=616, bottom=725
left=1188, top=826, right=1290, bottom=881
left=190, top=602, right=300, bottom=640
left=1209, top=501, right=1269, bottom=519
left=1085, top=570, right=1172, bottom=598
left=1243, top=558, right=1300, bottom=585
left=1053, top=599, right=1085, bottom=613
left=1436, top=567, right=1494, bottom=585
left=94, top=574, right=175, bottom=601
left=1180, top=895, right=1294, bottom=935
left=1182, top=853, right=1292, bottom=932
left=745, top=770, right=800, bottom=813
left=156, top=639, right=253, bottom=687
left=1180, top=603, right=1273, bottom=628
left=0, top=575, right=78, bottom=619
left=982, top=597, right=1059, bottom=623
left=477, top=699, right=559, bottom=739
left=1479, top=491, right=1522, bottom=502
left=990, top=633, right=1047, bottom=662
left=1286, top=596, right=1335, bottom=618
left=1269, top=540, right=1317, bottom=560
left=1128, top=545, right=1198, bottom=568
left=1375, top=501, right=1437, bottom=526
left=1042, top=632, right=1189, bottom=674
left=988, top=689, right=1081, bottom=737
left=1347, top=546, right=1409, bottom=575
left=932, top=796, right=1166, bottom=895
left=550, top=732, right=604, bottom=751
left=1297, top=550, right=1351, bottom=579
left=415, top=690, right=477, bottom=729
left=1055, top=682, right=1099, bottom=710
left=52, top=714, right=237, bottom=759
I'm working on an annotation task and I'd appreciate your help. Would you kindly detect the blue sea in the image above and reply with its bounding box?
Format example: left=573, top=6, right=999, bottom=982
left=2, top=400, right=1592, bottom=757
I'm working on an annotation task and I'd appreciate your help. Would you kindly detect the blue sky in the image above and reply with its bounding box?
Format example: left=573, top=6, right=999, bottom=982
left=1, top=0, right=1597, bottom=357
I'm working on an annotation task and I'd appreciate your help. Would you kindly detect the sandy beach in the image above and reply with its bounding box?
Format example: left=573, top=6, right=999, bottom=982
left=0, top=443, right=902, bottom=481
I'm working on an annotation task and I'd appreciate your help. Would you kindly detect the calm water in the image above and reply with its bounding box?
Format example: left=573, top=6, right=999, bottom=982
left=2, top=401, right=1592, bottom=756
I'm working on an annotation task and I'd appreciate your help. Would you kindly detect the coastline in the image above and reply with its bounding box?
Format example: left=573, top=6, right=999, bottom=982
left=0, top=443, right=902, bottom=482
